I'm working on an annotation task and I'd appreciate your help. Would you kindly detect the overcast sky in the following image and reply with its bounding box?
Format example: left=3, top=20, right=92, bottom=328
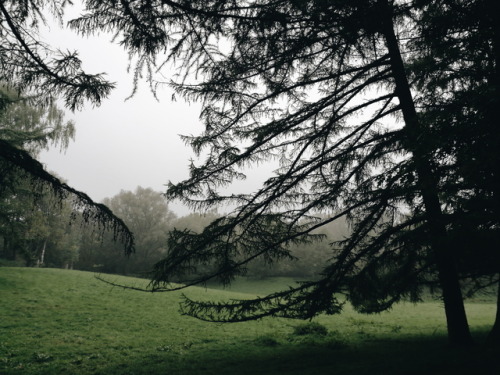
left=36, top=4, right=281, bottom=216
left=37, top=7, right=210, bottom=215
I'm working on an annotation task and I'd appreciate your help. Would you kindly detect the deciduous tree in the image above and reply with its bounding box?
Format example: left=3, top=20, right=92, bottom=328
left=76, top=187, right=175, bottom=275
left=102, top=187, right=176, bottom=274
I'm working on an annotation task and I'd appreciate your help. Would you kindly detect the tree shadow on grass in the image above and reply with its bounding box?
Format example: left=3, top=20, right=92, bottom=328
left=100, top=332, right=500, bottom=375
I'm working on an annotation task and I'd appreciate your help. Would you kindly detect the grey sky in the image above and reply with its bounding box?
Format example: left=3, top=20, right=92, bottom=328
left=38, top=7, right=204, bottom=215
left=38, top=7, right=274, bottom=215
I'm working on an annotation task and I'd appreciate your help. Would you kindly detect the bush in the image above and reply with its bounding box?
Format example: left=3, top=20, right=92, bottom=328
left=292, top=322, right=328, bottom=336
left=254, top=335, right=280, bottom=347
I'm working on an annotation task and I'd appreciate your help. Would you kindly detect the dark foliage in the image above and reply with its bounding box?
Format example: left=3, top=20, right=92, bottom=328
left=0, top=2, right=134, bottom=255
left=1, top=0, right=493, bottom=347
left=0, top=139, right=134, bottom=255
left=66, top=0, right=500, bottom=346
left=0, top=1, right=114, bottom=110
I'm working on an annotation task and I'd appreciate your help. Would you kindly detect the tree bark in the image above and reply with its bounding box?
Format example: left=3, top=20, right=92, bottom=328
left=379, top=0, right=473, bottom=346
left=37, top=239, right=47, bottom=267
left=485, top=0, right=500, bottom=344
left=486, top=278, right=500, bottom=346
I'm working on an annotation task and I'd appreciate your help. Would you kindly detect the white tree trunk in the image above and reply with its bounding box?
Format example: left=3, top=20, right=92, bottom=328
left=37, top=239, right=47, bottom=267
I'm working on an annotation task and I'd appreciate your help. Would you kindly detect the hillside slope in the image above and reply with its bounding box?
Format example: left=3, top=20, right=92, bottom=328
left=0, top=267, right=497, bottom=374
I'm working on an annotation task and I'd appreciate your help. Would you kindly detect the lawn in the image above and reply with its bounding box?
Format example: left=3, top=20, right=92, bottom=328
left=0, top=267, right=498, bottom=374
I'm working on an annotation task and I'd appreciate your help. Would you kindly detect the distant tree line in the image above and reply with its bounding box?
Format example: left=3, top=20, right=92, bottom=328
left=1, top=179, right=350, bottom=279
left=0, top=86, right=348, bottom=277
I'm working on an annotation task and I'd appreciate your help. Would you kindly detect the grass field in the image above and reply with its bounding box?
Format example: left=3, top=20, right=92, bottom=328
left=0, top=267, right=498, bottom=374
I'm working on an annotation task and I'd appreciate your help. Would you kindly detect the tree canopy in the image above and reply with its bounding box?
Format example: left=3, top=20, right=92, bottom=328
left=89, top=187, right=176, bottom=275
left=0, top=1, right=113, bottom=110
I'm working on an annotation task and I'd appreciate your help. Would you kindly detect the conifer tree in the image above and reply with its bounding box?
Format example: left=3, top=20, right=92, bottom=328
left=411, top=0, right=500, bottom=344
left=71, top=0, right=488, bottom=345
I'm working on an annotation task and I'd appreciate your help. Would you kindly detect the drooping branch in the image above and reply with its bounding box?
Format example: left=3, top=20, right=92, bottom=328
left=0, top=139, right=134, bottom=254
left=0, top=1, right=115, bottom=110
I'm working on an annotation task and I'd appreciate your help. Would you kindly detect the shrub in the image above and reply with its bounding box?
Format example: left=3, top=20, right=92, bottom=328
left=254, top=335, right=280, bottom=347
left=292, top=322, right=328, bottom=336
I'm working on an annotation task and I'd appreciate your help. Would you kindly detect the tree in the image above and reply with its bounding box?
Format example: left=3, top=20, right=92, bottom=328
left=69, top=0, right=497, bottom=345
left=0, top=86, right=76, bottom=263
left=98, top=187, right=176, bottom=275
left=0, top=178, right=80, bottom=267
left=0, top=1, right=134, bottom=253
left=244, top=217, right=350, bottom=278
left=172, top=212, right=220, bottom=235
left=76, top=187, right=175, bottom=275
left=409, top=0, right=500, bottom=344
left=0, top=1, right=113, bottom=110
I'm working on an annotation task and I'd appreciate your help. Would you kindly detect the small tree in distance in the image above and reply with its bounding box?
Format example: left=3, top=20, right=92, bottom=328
left=98, top=187, right=176, bottom=275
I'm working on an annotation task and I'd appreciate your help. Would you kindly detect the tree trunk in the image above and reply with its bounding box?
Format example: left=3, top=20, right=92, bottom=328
left=37, top=239, right=47, bottom=267
left=485, top=0, right=500, bottom=344
left=1, top=237, right=8, bottom=259
left=4, top=236, right=16, bottom=261
left=379, top=0, right=473, bottom=346
left=486, top=278, right=500, bottom=346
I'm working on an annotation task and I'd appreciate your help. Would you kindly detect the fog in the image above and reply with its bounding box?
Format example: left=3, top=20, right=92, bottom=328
left=36, top=6, right=277, bottom=215
left=37, top=8, right=206, bottom=215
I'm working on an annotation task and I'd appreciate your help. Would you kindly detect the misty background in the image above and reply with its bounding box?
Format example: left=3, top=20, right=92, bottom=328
left=37, top=6, right=217, bottom=215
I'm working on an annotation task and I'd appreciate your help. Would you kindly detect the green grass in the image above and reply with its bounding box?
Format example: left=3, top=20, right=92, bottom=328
left=0, top=267, right=498, bottom=374
left=205, top=276, right=302, bottom=295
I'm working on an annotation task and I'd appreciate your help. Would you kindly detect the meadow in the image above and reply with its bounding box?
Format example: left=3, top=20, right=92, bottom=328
left=0, top=267, right=498, bottom=374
